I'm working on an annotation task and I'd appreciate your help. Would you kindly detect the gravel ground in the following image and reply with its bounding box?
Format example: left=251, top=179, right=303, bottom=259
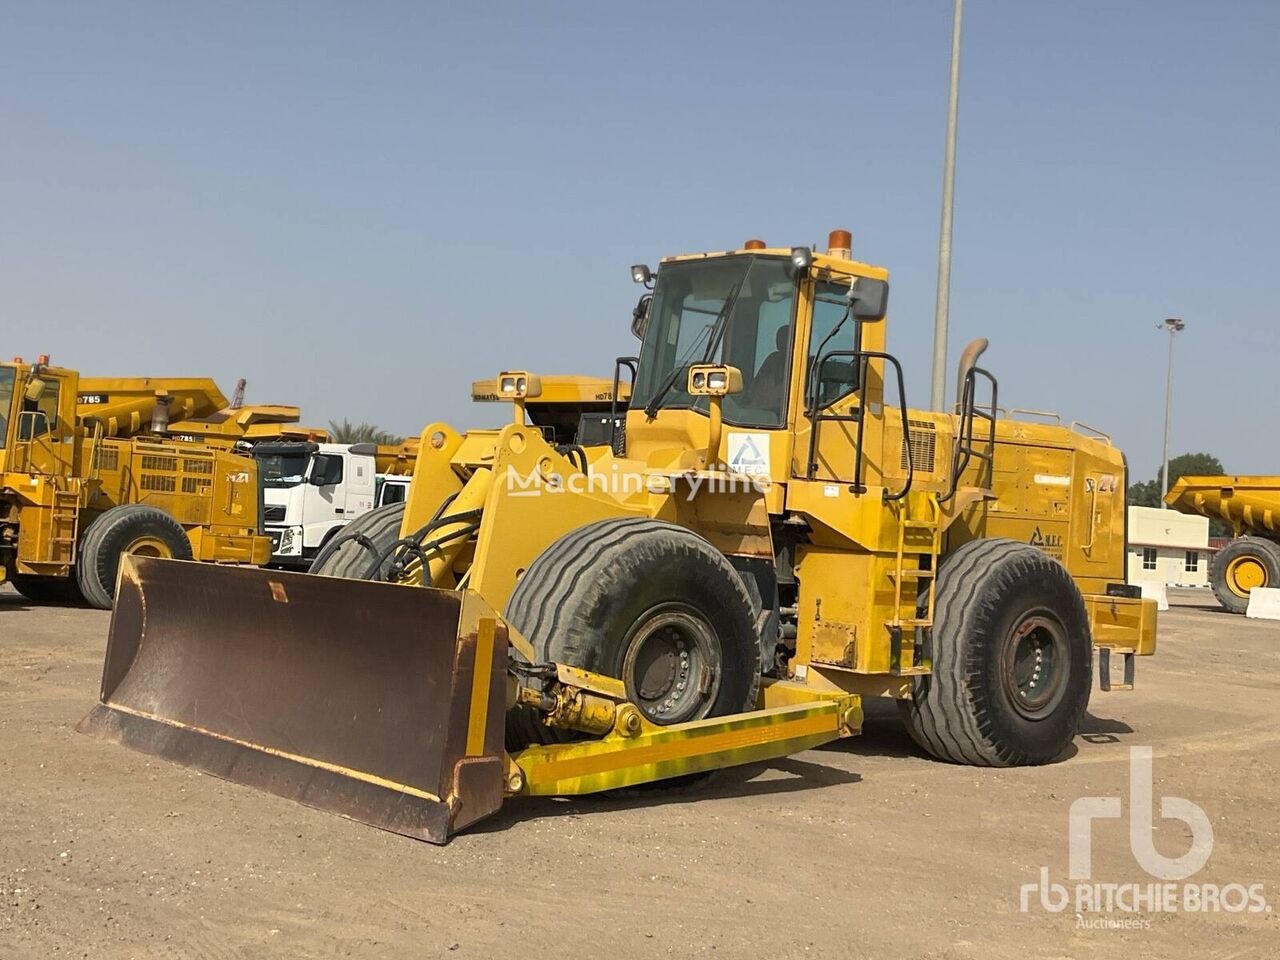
left=1, top=584, right=1276, bottom=959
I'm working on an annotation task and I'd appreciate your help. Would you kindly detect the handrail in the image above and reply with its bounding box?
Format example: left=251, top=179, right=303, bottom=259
left=87, top=418, right=104, bottom=482
left=1081, top=482, right=1099, bottom=552
left=806, top=349, right=914, bottom=502
left=946, top=405, right=1058, bottom=424
left=1009, top=408, right=1061, bottom=423
left=1070, top=420, right=1112, bottom=444
left=941, top=365, right=998, bottom=504
left=609, top=356, right=638, bottom=454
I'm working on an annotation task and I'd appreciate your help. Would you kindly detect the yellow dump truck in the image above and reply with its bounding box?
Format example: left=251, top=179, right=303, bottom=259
left=74, top=376, right=324, bottom=446
left=80, top=232, right=1156, bottom=843
left=1166, top=475, right=1280, bottom=613
left=1, top=358, right=271, bottom=607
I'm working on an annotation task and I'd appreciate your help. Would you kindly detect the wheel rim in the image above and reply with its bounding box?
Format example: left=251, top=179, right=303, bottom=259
left=122, top=535, right=174, bottom=560
left=999, top=611, right=1070, bottom=721
left=621, top=603, right=721, bottom=724
left=1225, top=555, right=1267, bottom=597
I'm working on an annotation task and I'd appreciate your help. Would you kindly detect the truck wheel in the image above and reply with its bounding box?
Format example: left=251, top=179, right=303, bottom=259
left=1209, top=536, right=1280, bottom=615
left=76, top=505, right=194, bottom=610
left=899, top=538, right=1092, bottom=766
left=504, top=517, right=761, bottom=751
left=308, top=502, right=406, bottom=580
left=9, top=573, right=85, bottom=604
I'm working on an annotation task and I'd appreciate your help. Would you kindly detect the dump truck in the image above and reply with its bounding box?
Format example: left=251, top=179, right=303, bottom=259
left=75, top=376, right=325, bottom=446
left=471, top=373, right=631, bottom=448
left=79, top=232, right=1156, bottom=843
left=1, top=357, right=271, bottom=607
left=1166, top=475, right=1280, bottom=613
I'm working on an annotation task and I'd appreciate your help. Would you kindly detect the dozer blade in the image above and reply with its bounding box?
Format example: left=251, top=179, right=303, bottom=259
left=77, top=556, right=509, bottom=844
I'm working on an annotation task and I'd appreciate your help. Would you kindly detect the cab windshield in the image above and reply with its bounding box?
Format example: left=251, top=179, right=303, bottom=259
left=630, top=256, right=796, bottom=428
left=0, top=367, right=14, bottom=449
left=255, top=450, right=312, bottom=487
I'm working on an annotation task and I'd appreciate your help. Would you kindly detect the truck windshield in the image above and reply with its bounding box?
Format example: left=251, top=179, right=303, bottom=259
left=0, top=367, right=14, bottom=448
left=256, top=451, right=311, bottom=487
left=629, top=256, right=796, bottom=428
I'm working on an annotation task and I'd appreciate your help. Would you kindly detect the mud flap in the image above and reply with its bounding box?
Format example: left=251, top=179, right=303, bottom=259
left=77, top=556, right=509, bottom=843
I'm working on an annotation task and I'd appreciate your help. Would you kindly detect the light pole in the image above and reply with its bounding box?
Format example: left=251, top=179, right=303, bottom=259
left=930, top=0, right=964, bottom=411
left=1158, top=317, right=1185, bottom=508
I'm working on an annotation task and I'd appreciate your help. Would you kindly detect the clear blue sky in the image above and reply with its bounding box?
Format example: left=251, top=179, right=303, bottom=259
left=3, top=1, right=1275, bottom=480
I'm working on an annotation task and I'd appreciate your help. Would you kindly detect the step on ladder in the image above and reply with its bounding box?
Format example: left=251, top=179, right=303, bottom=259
left=49, top=487, right=81, bottom=566
left=885, top=492, right=941, bottom=675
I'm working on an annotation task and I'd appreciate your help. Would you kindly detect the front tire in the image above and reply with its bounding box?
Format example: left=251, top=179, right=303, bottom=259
left=1209, top=536, right=1280, bottom=615
left=76, top=505, right=193, bottom=609
left=308, top=502, right=407, bottom=580
left=899, top=538, right=1092, bottom=766
left=503, top=517, right=761, bottom=750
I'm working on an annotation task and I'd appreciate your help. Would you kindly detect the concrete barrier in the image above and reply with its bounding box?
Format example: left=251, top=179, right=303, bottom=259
left=1139, top=581, right=1169, bottom=612
left=1245, top=587, right=1280, bottom=620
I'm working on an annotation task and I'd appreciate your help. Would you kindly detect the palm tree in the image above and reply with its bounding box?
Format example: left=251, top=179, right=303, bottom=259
left=327, top=418, right=404, bottom=446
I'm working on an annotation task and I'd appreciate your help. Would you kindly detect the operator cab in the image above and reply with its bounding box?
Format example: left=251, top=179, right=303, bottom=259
left=624, top=232, right=889, bottom=471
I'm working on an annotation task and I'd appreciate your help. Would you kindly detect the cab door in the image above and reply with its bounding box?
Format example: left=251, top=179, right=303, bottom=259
left=791, top=277, right=863, bottom=484
left=14, top=368, right=75, bottom=477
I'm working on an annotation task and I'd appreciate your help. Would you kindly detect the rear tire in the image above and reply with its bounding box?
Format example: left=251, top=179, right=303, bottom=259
left=503, top=517, right=761, bottom=753
left=1209, top=536, right=1280, bottom=615
left=308, top=502, right=407, bottom=580
left=899, top=538, right=1092, bottom=766
left=76, top=505, right=193, bottom=609
left=9, top=573, right=85, bottom=604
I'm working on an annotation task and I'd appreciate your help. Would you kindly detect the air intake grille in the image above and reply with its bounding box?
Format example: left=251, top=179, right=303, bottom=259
left=96, top=447, right=120, bottom=471
left=141, top=455, right=177, bottom=472
left=901, top=419, right=937, bottom=473
left=140, top=475, right=177, bottom=492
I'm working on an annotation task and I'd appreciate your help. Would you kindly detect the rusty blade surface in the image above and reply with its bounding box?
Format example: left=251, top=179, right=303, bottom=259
left=77, top=556, right=507, bottom=843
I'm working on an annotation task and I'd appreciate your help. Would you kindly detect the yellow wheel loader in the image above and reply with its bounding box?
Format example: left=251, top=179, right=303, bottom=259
left=0, top=358, right=271, bottom=607
left=79, top=233, right=1156, bottom=843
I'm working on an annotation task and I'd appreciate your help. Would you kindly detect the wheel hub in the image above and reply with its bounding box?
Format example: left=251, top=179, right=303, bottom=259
left=1226, top=555, right=1267, bottom=596
left=1001, top=613, right=1070, bottom=721
left=622, top=605, right=720, bottom=724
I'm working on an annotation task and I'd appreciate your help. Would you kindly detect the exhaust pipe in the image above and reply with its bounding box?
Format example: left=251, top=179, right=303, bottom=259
left=150, top=397, right=172, bottom=435
left=954, top=338, right=989, bottom=409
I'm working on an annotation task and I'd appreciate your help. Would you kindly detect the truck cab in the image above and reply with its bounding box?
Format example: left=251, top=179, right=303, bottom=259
left=255, top=441, right=379, bottom=567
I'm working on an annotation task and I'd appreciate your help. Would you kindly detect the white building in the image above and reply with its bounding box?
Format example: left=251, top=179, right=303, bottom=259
left=1126, top=506, right=1210, bottom=588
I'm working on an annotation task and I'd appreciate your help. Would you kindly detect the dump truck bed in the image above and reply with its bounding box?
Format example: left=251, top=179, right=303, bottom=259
left=1165, top=475, right=1280, bottom=537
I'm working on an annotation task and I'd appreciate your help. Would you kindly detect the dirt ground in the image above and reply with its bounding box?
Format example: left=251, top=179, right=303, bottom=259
left=1, top=586, right=1276, bottom=960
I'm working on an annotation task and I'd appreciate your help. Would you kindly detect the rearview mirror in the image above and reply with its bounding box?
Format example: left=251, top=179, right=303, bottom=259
left=309, top=454, right=336, bottom=486
left=631, top=293, right=652, bottom=340
left=849, top=277, right=888, bottom=322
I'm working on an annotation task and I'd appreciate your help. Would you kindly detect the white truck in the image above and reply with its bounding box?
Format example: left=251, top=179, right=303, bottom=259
left=253, top=441, right=411, bottom=568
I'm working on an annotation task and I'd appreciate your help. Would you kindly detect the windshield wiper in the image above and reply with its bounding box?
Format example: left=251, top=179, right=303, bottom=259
left=643, top=276, right=745, bottom=419
left=805, top=301, right=853, bottom=415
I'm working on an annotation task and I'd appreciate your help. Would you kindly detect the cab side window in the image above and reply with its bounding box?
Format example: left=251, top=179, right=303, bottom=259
left=314, top=456, right=344, bottom=486
left=806, top=281, right=859, bottom=409
left=20, top=381, right=60, bottom=439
